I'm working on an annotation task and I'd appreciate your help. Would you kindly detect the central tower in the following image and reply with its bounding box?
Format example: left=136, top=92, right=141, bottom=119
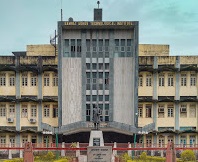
left=58, top=5, right=139, bottom=137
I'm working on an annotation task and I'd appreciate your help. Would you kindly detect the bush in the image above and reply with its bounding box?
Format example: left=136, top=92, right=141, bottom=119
left=139, top=152, right=147, bottom=160
left=181, top=150, right=196, bottom=162
left=54, top=159, right=68, bottom=162
left=4, top=159, right=23, bottom=162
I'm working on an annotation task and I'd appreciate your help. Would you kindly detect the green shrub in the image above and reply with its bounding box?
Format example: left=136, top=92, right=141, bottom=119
left=54, top=159, right=68, bottom=162
left=181, top=150, right=196, bottom=162
left=4, top=158, right=23, bottom=162
left=139, top=152, right=147, bottom=160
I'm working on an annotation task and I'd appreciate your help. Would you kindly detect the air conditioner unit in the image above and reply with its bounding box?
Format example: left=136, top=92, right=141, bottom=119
left=7, top=118, right=14, bottom=123
left=180, top=108, right=187, bottom=113
left=29, top=118, right=36, bottom=123
left=158, top=108, right=164, bottom=113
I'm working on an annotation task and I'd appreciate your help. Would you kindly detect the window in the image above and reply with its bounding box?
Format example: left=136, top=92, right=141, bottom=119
left=105, top=72, right=109, bottom=90
left=43, top=135, right=49, bottom=145
left=22, top=135, right=28, bottom=144
left=181, top=73, right=187, bottom=86
left=0, top=135, right=6, bottom=146
left=86, top=72, right=90, bottom=90
left=105, top=63, right=109, bottom=70
left=9, top=74, right=15, bottom=86
left=180, top=104, right=187, bottom=118
left=114, top=39, right=119, bottom=57
left=44, top=73, right=50, bottom=86
left=53, top=73, right=58, bottom=86
left=138, top=104, right=143, bottom=118
left=168, top=136, right=174, bottom=143
left=168, top=74, right=174, bottom=86
left=92, top=39, right=97, bottom=53
left=145, top=104, right=152, bottom=118
left=158, top=136, right=165, bottom=147
left=86, top=63, right=91, bottom=70
left=158, top=105, right=164, bottom=118
left=0, top=104, right=6, bottom=117
left=139, top=75, right=143, bottom=86
left=190, top=73, right=196, bottom=86
left=71, top=39, right=75, bottom=57
left=9, top=104, right=15, bottom=118
left=31, top=105, right=37, bottom=117
left=31, top=135, right=37, bottom=143
left=99, top=95, right=103, bottom=101
left=86, top=39, right=90, bottom=52
left=146, top=74, right=152, bottom=86
left=44, top=105, right=50, bottom=117
left=180, top=135, right=186, bottom=146
left=98, top=39, right=103, bottom=52
left=159, top=73, right=165, bottom=86
left=105, top=109, right=109, bottom=121
left=190, top=104, right=196, bottom=118
left=190, top=135, right=196, bottom=147
left=22, top=73, right=28, bottom=86
left=77, top=39, right=81, bottom=57
left=53, top=105, right=58, bottom=118
left=105, top=39, right=109, bottom=52
left=9, top=135, right=15, bottom=147
left=31, top=73, right=37, bottom=86
left=92, top=63, right=97, bottom=70
left=86, top=104, right=90, bottom=121
left=167, top=104, right=174, bottom=117
left=86, top=95, right=91, bottom=102
left=146, top=136, right=152, bottom=147
left=21, top=105, right=28, bottom=118
left=0, top=73, right=6, bottom=86
left=92, top=95, right=97, bottom=102
left=105, top=95, right=109, bottom=102
left=63, top=39, right=69, bottom=57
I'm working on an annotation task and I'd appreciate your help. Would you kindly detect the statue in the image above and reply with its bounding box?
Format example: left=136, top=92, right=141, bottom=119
left=93, top=105, right=101, bottom=130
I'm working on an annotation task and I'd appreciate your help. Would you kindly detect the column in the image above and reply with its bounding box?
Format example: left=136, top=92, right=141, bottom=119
left=153, top=56, right=158, bottom=130
left=175, top=56, right=180, bottom=131
left=15, top=56, right=21, bottom=145
left=37, top=56, right=43, bottom=132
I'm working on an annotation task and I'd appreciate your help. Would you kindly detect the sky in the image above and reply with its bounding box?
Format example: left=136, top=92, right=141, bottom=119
left=0, top=0, right=198, bottom=56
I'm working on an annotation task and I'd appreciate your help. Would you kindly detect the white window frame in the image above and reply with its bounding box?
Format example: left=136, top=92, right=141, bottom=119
left=0, top=104, right=6, bottom=117
left=146, top=74, right=152, bottom=86
left=167, top=105, right=174, bottom=117
left=9, top=104, right=15, bottom=118
left=168, top=74, right=174, bottom=86
left=145, top=104, right=152, bottom=118
left=31, top=105, right=37, bottom=117
left=53, top=73, right=58, bottom=86
left=159, top=74, right=165, bottom=86
left=44, top=105, right=50, bottom=117
left=21, top=105, right=28, bottom=118
left=0, top=73, right=6, bottom=86
left=31, top=73, right=37, bottom=86
left=181, top=73, right=187, bottom=86
left=190, top=73, right=196, bottom=86
left=9, top=74, right=15, bottom=86
left=138, top=104, right=143, bottom=117
left=44, top=73, right=50, bottom=86
left=22, top=73, right=28, bottom=86
left=139, top=75, right=143, bottom=87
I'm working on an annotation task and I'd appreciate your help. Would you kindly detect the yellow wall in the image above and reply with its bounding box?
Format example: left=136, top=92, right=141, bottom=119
left=26, top=45, right=57, bottom=56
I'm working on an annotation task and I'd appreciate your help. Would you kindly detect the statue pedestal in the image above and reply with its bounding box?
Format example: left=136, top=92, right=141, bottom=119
left=89, top=130, right=104, bottom=146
